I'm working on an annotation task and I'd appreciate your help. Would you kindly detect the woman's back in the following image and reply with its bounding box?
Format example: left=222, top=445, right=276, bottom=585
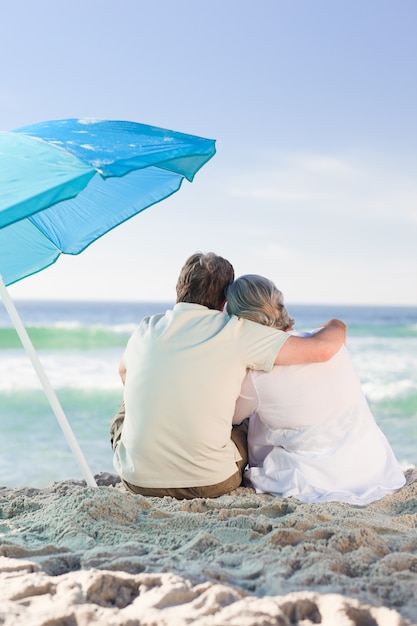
left=240, top=346, right=405, bottom=504
left=250, top=345, right=361, bottom=430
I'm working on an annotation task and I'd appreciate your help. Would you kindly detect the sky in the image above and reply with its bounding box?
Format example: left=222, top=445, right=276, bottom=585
left=1, top=0, right=416, bottom=306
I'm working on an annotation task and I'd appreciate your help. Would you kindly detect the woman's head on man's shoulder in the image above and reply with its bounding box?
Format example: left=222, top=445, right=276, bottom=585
left=226, top=274, right=294, bottom=331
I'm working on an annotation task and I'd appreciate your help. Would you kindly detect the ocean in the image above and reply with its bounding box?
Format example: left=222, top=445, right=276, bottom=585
left=0, top=300, right=416, bottom=488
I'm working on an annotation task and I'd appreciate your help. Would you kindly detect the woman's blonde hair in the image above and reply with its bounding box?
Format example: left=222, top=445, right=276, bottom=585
left=226, top=274, right=294, bottom=331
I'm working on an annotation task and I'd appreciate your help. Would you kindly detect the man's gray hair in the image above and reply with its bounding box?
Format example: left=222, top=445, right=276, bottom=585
left=226, top=274, right=294, bottom=331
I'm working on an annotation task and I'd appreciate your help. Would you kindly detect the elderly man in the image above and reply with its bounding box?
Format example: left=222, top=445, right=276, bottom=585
left=111, top=251, right=346, bottom=499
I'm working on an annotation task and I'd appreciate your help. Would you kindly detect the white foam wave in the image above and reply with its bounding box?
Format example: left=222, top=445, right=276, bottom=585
left=0, top=351, right=122, bottom=391
left=362, top=378, right=416, bottom=403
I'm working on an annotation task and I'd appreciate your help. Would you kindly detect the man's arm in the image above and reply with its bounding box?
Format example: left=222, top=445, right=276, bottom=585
left=274, top=319, right=346, bottom=365
left=233, top=371, right=258, bottom=424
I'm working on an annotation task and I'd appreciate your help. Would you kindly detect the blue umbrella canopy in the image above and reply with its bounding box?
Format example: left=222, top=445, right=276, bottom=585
left=0, top=118, right=216, bottom=286
left=0, top=118, right=216, bottom=487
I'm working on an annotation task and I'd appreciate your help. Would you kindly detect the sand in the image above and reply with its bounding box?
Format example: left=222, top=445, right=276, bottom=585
left=0, top=469, right=416, bottom=626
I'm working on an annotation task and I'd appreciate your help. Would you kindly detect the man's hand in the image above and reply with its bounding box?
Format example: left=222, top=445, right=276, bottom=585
left=274, top=319, right=347, bottom=365
left=119, top=360, right=127, bottom=384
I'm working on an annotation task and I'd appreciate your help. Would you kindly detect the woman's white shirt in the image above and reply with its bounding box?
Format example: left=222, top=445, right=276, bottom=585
left=234, top=344, right=405, bottom=504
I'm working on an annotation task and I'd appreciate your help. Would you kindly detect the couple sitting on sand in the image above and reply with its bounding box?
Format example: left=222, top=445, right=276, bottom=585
left=111, top=252, right=405, bottom=504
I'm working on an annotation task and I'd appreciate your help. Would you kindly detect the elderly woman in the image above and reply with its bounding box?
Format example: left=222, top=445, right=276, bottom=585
left=226, top=274, right=405, bottom=505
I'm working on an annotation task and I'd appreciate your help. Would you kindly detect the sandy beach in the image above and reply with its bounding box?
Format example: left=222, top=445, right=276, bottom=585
left=0, top=468, right=416, bottom=625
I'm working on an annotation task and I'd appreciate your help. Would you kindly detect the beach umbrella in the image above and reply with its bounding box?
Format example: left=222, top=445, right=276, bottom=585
left=0, top=118, right=216, bottom=487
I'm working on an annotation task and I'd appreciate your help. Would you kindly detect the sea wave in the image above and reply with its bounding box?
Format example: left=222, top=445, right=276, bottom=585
left=0, top=325, right=133, bottom=350
left=1, top=320, right=416, bottom=354
left=346, top=322, right=417, bottom=338
left=0, top=350, right=123, bottom=391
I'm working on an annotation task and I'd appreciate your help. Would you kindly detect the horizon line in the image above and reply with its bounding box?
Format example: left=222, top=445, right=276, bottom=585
left=3, top=298, right=417, bottom=309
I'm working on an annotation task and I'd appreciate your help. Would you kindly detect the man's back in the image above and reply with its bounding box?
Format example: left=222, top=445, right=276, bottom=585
left=114, top=302, right=287, bottom=489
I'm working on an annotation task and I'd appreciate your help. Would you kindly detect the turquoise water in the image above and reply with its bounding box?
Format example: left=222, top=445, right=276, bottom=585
left=0, top=301, right=416, bottom=487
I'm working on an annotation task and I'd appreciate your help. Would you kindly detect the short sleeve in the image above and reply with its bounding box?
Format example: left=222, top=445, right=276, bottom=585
left=236, top=317, right=290, bottom=372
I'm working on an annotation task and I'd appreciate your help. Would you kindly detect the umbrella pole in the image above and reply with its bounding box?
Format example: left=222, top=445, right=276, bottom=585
left=0, top=275, right=97, bottom=488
